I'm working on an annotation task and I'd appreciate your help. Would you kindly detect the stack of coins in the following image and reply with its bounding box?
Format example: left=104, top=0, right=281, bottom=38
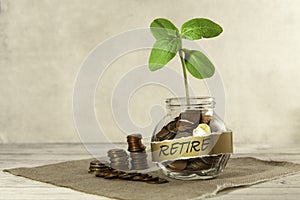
left=88, top=160, right=110, bottom=173
left=127, top=134, right=149, bottom=170
left=127, top=134, right=146, bottom=152
left=130, top=152, right=149, bottom=170
left=107, top=149, right=129, bottom=170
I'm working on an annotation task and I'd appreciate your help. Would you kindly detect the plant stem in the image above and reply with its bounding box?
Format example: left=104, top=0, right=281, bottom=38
left=179, top=50, right=190, bottom=105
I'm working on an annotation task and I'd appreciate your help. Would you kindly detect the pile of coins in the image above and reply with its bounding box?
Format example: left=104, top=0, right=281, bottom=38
left=165, top=156, right=221, bottom=172
left=127, top=134, right=149, bottom=170
left=107, top=149, right=129, bottom=171
left=127, top=134, right=146, bottom=152
left=154, top=110, right=205, bottom=142
left=89, top=160, right=168, bottom=184
left=154, top=110, right=220, bottom=171
left=166, top=160, right=188, bottom=171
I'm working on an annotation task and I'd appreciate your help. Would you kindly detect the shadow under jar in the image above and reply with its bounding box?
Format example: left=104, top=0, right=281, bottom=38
left=151, top=97, right=232, bottom=180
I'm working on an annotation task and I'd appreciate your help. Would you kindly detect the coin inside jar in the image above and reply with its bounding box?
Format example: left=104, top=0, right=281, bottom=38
left=156, top=127, right=176, bottom=141
left=166, top=120, right=178, bottom=133
left=155, top=127, right=170, bottom=140
left=201, top=115, right=212, bottom=124
left=176, top=119, right=196, bottom=131
left=167, top=160, right=188, bottom=171
left=179, top=110, right=202, bottom=124
left=174, top=131, right=193, bottom=139
left=186, top=158, right=211, bottom=171
left=201, top=155, right=222, bottom=165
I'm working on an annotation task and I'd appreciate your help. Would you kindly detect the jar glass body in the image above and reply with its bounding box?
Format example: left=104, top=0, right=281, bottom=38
left=151, top=97, right=231, bottom=180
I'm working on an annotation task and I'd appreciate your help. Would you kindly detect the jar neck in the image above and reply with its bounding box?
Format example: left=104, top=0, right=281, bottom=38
left=166, top=97, right=215, bottom=112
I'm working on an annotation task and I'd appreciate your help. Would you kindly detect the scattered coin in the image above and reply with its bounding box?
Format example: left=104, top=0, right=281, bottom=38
left=118, top=173, right=137, bottom=180
left=142, top=175, right=154, bottom=181
left=103, top=171, right=120, bottom=179
left=146, top=177, right=169, bottom=184
left=132, top=175, right=145, bottom=181
left=92, top=165, right=169, bottom=184
left=95, top=171, right=111, bottom=177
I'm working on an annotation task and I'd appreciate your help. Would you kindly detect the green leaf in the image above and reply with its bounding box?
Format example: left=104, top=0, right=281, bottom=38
left=148, top=37, right=181, bottom=71
left=150, top=18, right=179, bottom=40
left=181, top=18, right=223, bottom=40
left=183, top=49, right=215, bottom=79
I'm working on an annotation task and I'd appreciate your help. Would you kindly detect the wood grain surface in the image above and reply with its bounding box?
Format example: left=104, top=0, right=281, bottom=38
left=1, top=143, right=299, bottom=200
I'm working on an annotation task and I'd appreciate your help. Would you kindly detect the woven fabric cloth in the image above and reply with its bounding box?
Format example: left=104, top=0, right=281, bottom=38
left=4, top=157, right=300, bottom=200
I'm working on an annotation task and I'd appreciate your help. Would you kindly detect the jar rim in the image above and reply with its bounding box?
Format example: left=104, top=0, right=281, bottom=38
left=166, top=96, right=214, bottom=101
left=165, top=96, right=215, bottom=108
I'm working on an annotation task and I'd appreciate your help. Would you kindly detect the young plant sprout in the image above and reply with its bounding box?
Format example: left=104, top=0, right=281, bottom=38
left=148, top=18, right=223, bottom=104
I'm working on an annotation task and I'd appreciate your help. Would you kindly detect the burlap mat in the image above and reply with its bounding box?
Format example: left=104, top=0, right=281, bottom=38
left=4, top=157, right=300, bottom=200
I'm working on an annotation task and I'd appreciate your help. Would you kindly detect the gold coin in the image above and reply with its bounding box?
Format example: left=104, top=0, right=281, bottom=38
left=197, top=123, right=211, bottom=134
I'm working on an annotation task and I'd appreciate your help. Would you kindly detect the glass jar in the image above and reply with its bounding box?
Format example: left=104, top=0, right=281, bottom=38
left=151, top=97, right=232, bottom=180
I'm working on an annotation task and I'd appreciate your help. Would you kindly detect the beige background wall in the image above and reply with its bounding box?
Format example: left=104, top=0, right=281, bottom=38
left=0, top=0, right=299, bottom=146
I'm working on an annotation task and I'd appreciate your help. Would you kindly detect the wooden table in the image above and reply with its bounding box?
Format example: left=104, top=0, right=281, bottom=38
left=1, top=144, right=299, bottom=200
